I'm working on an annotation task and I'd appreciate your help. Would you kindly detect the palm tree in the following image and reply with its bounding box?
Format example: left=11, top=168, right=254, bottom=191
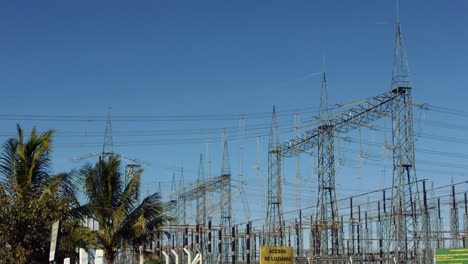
left=0, top=125, right=82, bottom=263
left=81, top=155, right=171, bottom=264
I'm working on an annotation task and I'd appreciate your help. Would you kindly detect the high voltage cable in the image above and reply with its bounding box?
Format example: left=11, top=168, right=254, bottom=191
left=342, top=136, right=468, bottom=159
left=54, top=118, right=317, bottom=138
left=332, top=143, right=468, bottom=170
left=54, top=122, right=304, bottom=147
left=0, top=116, right=319, bottom=139
left=0, top=102, right=466, bottom=124
left=426, top=104, right=468, bottom=117
left=4, top=101, right=468, bottom=175
left=1, top=102, right=467, bottom=142
left=0, top=106, right=323, bottom=122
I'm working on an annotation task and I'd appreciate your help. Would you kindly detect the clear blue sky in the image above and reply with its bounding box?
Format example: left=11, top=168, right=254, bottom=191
left=0, top=1, right=467, bottom=223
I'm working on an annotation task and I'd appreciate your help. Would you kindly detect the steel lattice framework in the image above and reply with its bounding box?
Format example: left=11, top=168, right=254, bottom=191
left=102, top=109, right=114, bottom=156
left=196, top=154, right=207, bottom=226
left=269, top=87, right=421, bottom=261
left=265, top=106, right=285, bottom=246
left=270, top=89, right=404, bottom=257
left=220, top=135, right=232, bottom=263
left=265, top=20, right=423, bottom=262
left=388, top=22, right=422, bottom=263
left=273, top=90, right=400, bottom=158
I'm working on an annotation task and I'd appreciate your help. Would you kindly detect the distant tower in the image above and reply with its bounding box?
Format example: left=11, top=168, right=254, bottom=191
left=389, top=6, right=422, bottom=261
left=219, top=131, right=232, bottom=262
left=170, top=172, right=180, bottom=248
left=179, top=167, right=186, bottom=226
left=238, top=115, right=251, bottom=220
left=265, top=106, right=284, bottom=246
left=196, top=154, right=207, bottom=226
left=103, top=108, right=114, bottom=156
left=450, top=184, right=460, bottom=248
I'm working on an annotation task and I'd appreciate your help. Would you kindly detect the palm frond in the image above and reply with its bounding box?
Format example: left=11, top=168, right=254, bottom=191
left=114, top=167, right=142, bottom=226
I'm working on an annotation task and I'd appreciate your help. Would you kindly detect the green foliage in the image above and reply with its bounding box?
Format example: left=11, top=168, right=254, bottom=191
left=144, top=257, right=161, bottom=264
left=80, top=155, right=170, bottom=263
left=81, top=155, right=172, bottom=264
left=0, top=126, right=172, bottom=264
left=0, top=126, right=83, bottom=263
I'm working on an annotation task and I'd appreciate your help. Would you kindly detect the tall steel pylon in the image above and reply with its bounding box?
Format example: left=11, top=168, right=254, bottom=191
left=179, top=167, right=187, bottom=226
left=196, top=154, right=207, bottom=226
left=265, top=106, right=284, bottom=246
left=273, top=80, right=416, bottom=261
left=450, top=185, right=460, bottom=248
left=314, top=71, right=341, bottom=257
left=170, top=172, right=180, bottom=248
left=269, top=9, right=421, bottom=261
left=220, top=132, right=232, bottom=262
left=389, top=18, right=422, bottom=262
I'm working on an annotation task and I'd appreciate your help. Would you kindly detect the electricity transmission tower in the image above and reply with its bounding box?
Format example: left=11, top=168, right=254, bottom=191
left=388, top=19, right=422, bottom=263
left=178, top=168, right=186, bottom=227
left=220, top=132, right=232, bottom=262
left=271, top=50, right=421, bottom=262
left=314, top=70, right=341, bottom=257
left=103, top=108, right=114, bottom=156
left=196, top=154, right=207, bottom=226
left=265, top=106, right=285, bottom=246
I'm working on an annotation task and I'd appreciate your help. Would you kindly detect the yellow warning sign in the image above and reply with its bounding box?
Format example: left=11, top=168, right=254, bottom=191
left=260, top=246, right=294, bottom=264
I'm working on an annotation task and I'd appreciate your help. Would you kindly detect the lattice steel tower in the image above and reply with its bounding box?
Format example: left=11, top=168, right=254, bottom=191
left=389, top=17, right=421, bottom=262
left=314, top=71, right=341, bottom=256
left=196, top=154, right=207, bottom=226
left=220, top=132, right=232, bottom=262
left=178, top=168, right=187, bottom=226
left=103, top=108, right=114, bottom=156
left=265, top=106, right=285, bottom=246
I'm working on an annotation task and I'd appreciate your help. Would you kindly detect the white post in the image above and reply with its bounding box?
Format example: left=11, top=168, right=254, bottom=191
left=171, top=249, right=179, bottom=264
left=197, top=248, right=203, bottom=264
left=79, top=248, right=88, bottom=264
left=63, top=258, right=70, bottom=264
left=95, top=249, right=105, bottom=264
left=162, top=251, right=170, bottom=264
left=139, top=245, right=144, bottom=264
left=192, top=253, right=201, bottom=264
left=183, top=247, right=192, bottom=264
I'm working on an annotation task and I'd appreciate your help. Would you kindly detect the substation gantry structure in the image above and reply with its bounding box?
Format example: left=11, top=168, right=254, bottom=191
left=163, top=135, right=238, bottom=263
left=163, top=171, right=231, bottom=262
left=265, top=21, right=425, bottom=263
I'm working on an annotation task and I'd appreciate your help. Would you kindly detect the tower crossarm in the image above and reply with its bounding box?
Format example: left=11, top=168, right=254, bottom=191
left=164, top=175, right=230, bottom=212
left=179, top=175, right=229, bottom=201
left=272, top=89, right=401, bottom=158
